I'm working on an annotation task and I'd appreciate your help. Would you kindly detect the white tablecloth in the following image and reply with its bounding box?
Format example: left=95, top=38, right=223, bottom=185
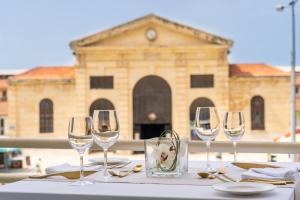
left=0, top=180, right=294, bottom=200
left=0, top=161, right=299, bottom=200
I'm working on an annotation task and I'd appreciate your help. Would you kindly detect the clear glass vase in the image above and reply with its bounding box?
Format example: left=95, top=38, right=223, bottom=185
left=144, top=138, right=188, bottom=177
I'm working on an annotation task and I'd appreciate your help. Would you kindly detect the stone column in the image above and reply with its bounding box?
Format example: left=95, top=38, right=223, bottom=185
left=115, top=55, right=130, bottom=140
left=7, top=83, right=17, bottom=137
left=173, top=53, right=189, bottom=138
left=74, top=52, right=88, bottom=117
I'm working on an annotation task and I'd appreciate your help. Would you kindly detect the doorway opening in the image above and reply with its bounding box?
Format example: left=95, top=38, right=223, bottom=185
left=133, top=75, right=172, bottom=139
left=139, top=124, right=169, bottom=139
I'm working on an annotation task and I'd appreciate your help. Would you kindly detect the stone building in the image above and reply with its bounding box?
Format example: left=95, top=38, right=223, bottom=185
left=0, top=80, right=7, bottom=135
left=0, top=70, right=22, bottom=136
left=6, top=14, right=290, bottom=141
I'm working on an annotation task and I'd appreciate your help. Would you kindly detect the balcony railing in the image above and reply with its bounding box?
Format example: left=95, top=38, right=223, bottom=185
left=0, top=138, right=299, bottom=183
left=0, top=138, right=300, bottom=154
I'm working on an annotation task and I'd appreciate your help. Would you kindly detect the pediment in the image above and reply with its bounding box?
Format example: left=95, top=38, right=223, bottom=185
left=70, top=14, right=233, bottom=49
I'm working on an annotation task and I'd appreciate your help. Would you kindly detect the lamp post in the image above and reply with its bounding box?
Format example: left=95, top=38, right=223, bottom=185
left=276, top=0, right=298, bottom=143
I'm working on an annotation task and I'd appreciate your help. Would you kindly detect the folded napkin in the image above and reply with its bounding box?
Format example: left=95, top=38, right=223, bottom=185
left=241, top=167, right=299, bottom=181
left=45, top=163, right=102, bottom=174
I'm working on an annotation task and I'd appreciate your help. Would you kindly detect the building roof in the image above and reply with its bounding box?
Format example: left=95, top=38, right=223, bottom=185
left=11, top=66, right=75, bottom=81
left=70, top=14, right=233, bottom=49
left=296, top=72, right=300, bottom=85
left=297, top=97, right=300, bottom=112
left=0, top=102, right=7, bottom=116
left=9, top=64, right=289, bottom=81
left=0, top=80, right=7, bottom=90
left=229, top=63, right=289, bottom=77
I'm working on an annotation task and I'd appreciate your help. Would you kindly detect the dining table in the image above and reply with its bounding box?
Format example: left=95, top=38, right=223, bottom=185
left=0, top=161, right=299, bottom=200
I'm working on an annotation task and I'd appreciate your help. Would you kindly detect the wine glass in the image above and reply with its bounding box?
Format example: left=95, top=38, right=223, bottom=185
left=68, top=116, right=94, bottom=186
left=194, top=107, right=220, bottom=172
left=92, top=110, right=119, bottom=181
left=223, top=111, right=245, bottom=162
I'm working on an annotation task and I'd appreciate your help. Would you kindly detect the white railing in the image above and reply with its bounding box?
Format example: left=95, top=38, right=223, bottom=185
left=0, top=138, right=300, bottom=154
left=0, top=138, right=300, bottom=184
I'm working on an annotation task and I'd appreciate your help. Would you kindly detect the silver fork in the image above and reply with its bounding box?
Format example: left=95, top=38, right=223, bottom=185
left=211, top=174, right=230, bottom=182
left=84, top=161, right=131, bottom=169
left=220, top=174, right=237, bottom=182
left=216, top=167, right=237, bottom=182
left=107, top=162, right=131, bottom=169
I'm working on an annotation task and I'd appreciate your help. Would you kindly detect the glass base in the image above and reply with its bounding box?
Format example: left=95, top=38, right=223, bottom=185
left=204, top=166, right=216, bottom=174
left=71, top=180, right=93, bottom=186
left=146, top=171, right=183, bottom=178
left=103, top=174, right=111, bottom=182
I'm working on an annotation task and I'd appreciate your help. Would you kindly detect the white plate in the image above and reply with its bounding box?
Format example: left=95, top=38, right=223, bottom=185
left=212, top=182, right=276, bottom=195
left=88, top=157, right=129, bottom=165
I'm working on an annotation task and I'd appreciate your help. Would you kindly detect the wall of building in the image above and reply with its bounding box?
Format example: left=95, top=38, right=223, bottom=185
left=74, top=44, right=229, bottom=140
left=6, top=67, right=291, bottom=141
left=7, top=80, right=76, bottom=138
left=229, top=77, right=290, bottom=141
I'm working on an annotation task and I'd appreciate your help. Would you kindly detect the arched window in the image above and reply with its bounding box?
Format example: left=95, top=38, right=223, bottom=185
left=89, top=98, right=115, bottom=117
left=251, top=96, right=265, bottom=130
left=39, top=99, right=53, bottom=133
left=190, top=98, right=215, bottom=121
left=190, top=97, right=215, bottom=140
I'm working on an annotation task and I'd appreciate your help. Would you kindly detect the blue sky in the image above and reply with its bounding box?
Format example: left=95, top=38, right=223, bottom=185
left=0, top=0, right=299, bottom=70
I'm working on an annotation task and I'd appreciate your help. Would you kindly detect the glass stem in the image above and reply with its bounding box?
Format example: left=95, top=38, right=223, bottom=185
left=233, top=141, right=237, bottom=162
left=103, top=149, right=108, bottom=179
left=79, top=154, right=84, bottom=182
left=206, top=141, right=211, bottom=169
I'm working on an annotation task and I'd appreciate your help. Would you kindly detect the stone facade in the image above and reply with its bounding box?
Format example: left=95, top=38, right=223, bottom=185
left=229, top=77, right=290, bottom=140
left=8, top=80, right=76, bottom=138
left=6, top=14, right=290, bottom=141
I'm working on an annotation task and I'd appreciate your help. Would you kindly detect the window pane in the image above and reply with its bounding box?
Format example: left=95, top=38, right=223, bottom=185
left=90, top=76, right=113, bottom=89
left=0, top=118, right=4, bottom=135
left=189, top=97, right=215, bottom=140
left=190, top=75, right=214, bottom=88
left=251, top=96, right=265, bottom=130
left=39, top=99, right=53, bottom=133
left=89, top=98, right=115, bottom=116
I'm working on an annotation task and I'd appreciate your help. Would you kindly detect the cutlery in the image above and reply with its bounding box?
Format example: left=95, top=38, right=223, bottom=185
left=232, top=162, right=300, bottom=172
left=216, top=167, right=228, bottom=174
left=107, top=162, right=131, bottom=169
left=243, top=178, right=293, bottom=184
left=197, top=172, right=210, bottom=178
left=109, top=164, right=143, bottom=177
left=197, top=165, right=294, bottom=185
left=30, top=162, right=132, bottom=179
left=214, top=171, right=238, bottom=183
left=197, top=167, right=228, bottom=177
left=220, top=171, right=293, bottom=185
left=220, top=174, right=237, bottom=182
left=29, top=171, right=97, bottom=179
left=241, top=179, right=287, bottom=185
left=84, top=161, right=131, bottom=169
left=232, top=162, right=281, bottom=169
left=211, top=174, right=229, bottom=182
left=84, top=163, right=100, bottom=167
left=197, top=172, right=232, bottom=183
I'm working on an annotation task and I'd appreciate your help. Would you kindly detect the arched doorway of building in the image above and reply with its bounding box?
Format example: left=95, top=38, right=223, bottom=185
left=133, top=75, right=172, bottom=139
left=189, top=97, right=215, bottom=140
left=89, top=98, right=115, bottom=117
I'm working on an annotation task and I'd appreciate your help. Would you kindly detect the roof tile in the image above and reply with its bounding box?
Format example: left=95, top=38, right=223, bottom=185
left=0, top=79, right=7, bottom=90
left=11, top=66, right=75, bottom=80
left=230, top=63, right=288, bottom=77
left=0, top=102, right=7, bottom=116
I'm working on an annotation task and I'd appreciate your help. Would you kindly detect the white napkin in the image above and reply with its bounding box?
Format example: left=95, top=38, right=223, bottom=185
left=45, top=163, right=102, bottom=174
left=241, top=167, right=299, bottom=181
